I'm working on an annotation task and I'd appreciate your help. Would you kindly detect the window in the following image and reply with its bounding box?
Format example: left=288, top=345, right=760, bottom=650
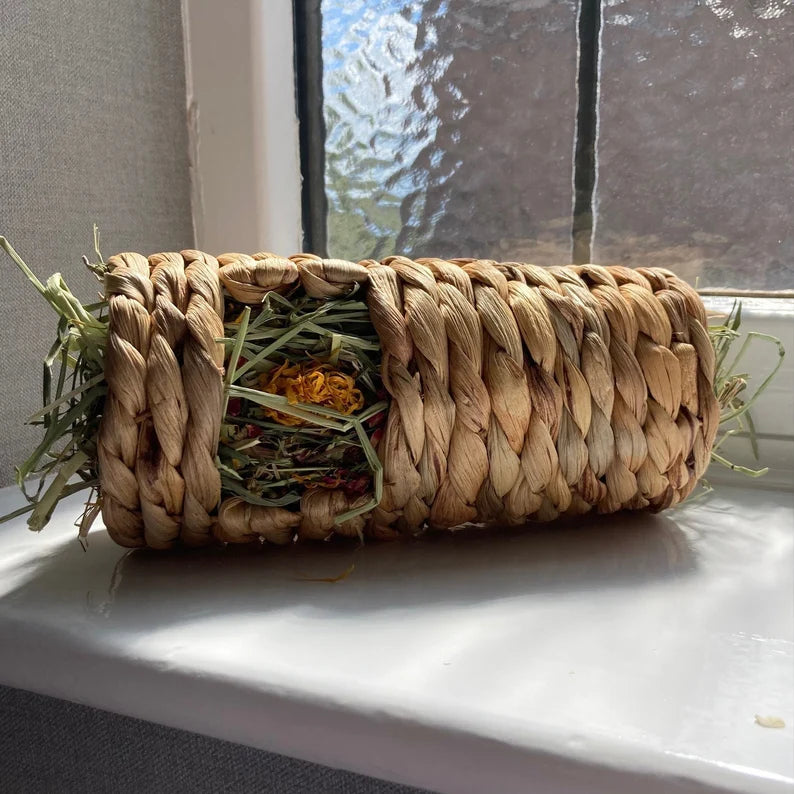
left=293, top=0, right=794, bottom=292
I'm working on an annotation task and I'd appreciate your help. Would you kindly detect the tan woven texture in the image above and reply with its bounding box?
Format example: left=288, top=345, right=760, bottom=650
left=99, top=252, right=719, bottom=548
left=99, top=250, right=225, bottom=549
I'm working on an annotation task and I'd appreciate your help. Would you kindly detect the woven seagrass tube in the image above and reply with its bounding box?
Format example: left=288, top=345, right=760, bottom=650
left=99, top=252, right=719, bottom=548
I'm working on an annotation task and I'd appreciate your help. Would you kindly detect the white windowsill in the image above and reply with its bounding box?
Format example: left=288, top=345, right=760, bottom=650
left=0, top=483, right=791, bottom=794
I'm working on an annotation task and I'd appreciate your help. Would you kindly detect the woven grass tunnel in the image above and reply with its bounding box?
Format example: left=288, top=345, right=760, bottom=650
left=98, top=250, right=719, bottom=549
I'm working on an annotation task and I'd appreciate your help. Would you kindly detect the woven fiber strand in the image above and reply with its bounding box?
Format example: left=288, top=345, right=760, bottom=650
left=99, top=250, right=225, bottom=549
left=99, top=253, right=719, bottom=548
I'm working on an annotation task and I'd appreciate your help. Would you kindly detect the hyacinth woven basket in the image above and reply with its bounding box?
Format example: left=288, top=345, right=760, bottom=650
left=88, top=250, right=719, bottom=549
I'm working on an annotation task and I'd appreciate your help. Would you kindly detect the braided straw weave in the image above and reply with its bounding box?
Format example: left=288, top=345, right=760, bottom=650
left=99, top=252, right=719, bottom=548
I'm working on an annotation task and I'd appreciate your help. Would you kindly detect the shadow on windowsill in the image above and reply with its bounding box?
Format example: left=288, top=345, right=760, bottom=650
left=2, top=508, right=697, bottom=629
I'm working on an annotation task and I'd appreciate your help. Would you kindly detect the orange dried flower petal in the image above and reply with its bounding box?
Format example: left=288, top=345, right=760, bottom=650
left=256, top=360, right=366, bottom=426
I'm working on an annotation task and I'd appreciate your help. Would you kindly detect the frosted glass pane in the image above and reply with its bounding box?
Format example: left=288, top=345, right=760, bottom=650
left=321, top=0, right=579, bottom=264
left=593, top=1, right=794, bottom=290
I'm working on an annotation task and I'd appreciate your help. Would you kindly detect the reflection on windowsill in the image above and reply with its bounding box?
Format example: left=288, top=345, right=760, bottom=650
left=2, top=510, right=697, bottom=627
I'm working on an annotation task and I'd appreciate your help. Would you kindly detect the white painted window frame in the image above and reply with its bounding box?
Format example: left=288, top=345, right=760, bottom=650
left=182, top=0, right=303, bottom=256
left=181, top=0, right=793, bottom=489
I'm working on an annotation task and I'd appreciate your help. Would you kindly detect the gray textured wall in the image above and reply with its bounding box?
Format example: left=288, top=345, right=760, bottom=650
left=0, top=0, right=194, bottom=485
